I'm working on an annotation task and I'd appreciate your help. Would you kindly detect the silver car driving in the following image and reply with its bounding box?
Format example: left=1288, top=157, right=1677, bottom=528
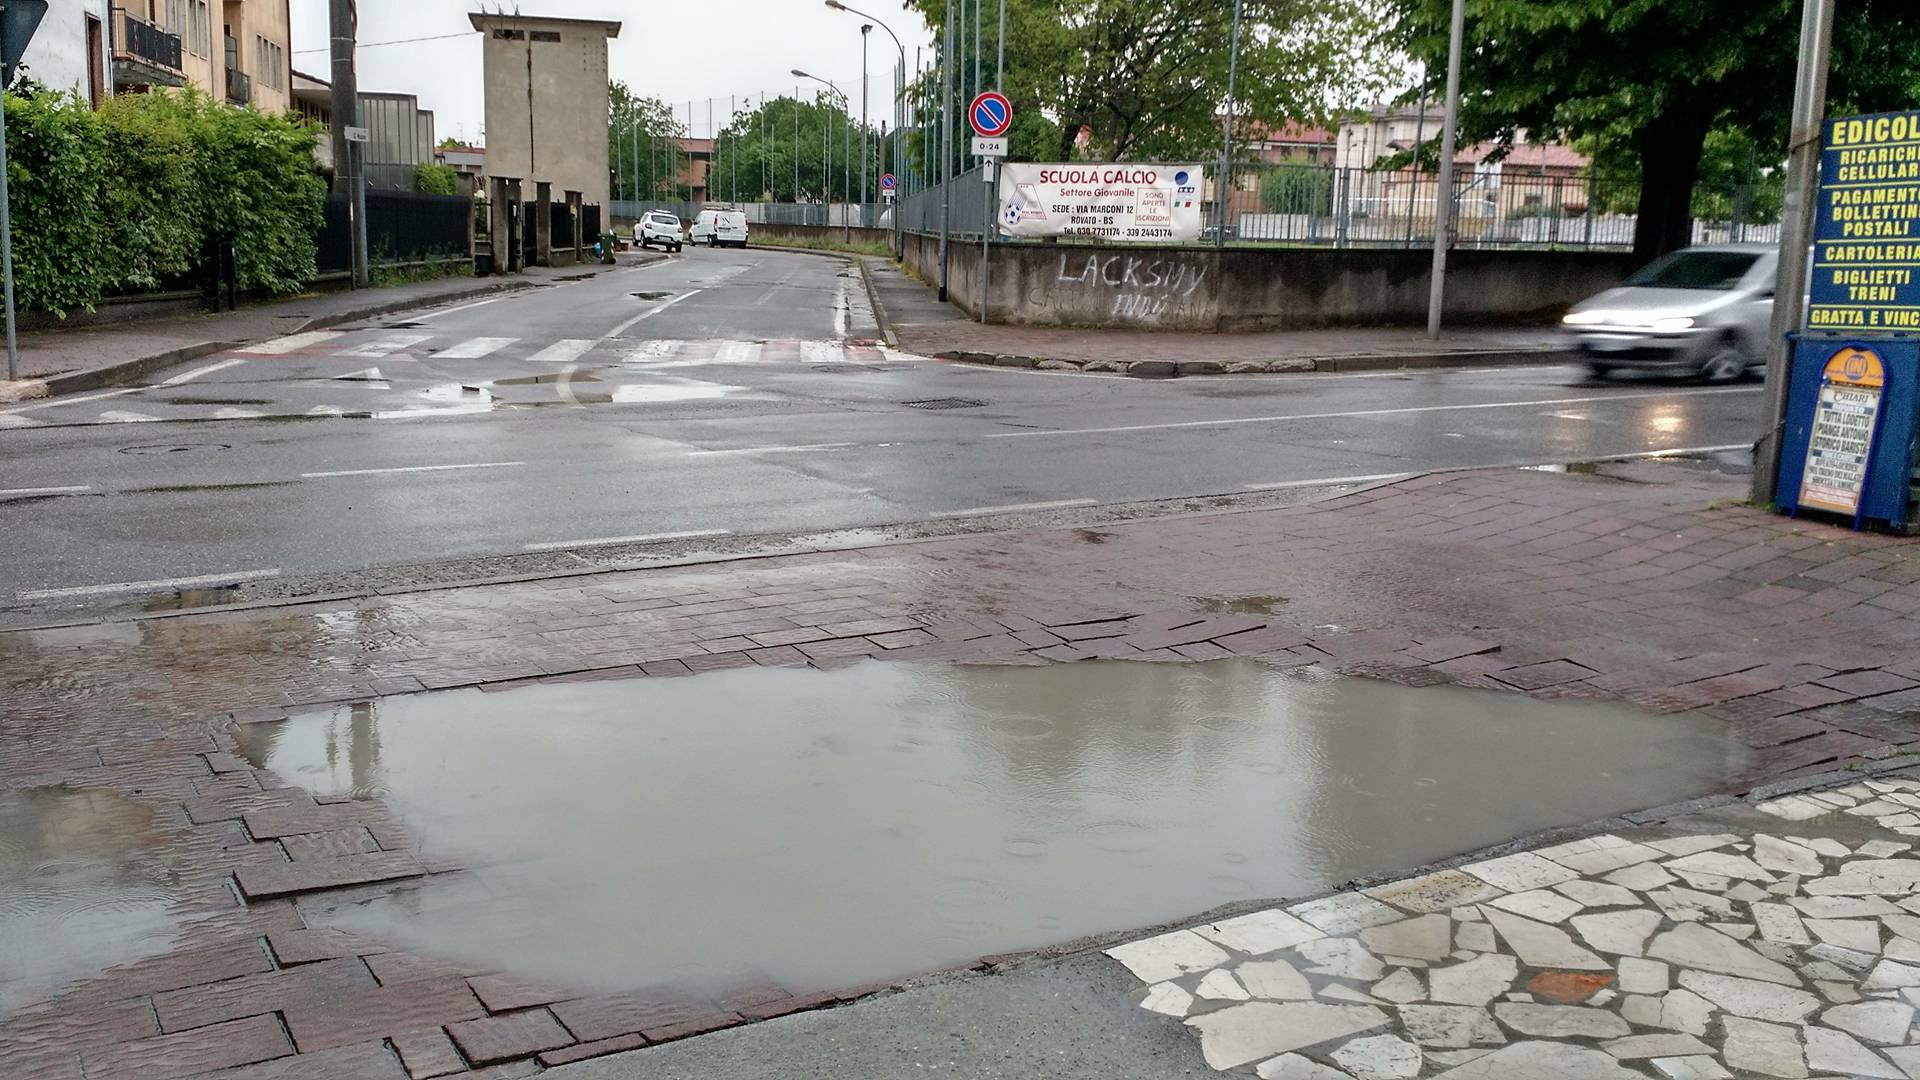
left=1561, top=244, right=1776, bottom=381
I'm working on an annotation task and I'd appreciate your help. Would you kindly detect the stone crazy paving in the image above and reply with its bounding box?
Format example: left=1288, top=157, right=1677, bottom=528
left=1107, top=773, right=1920, bottom=1079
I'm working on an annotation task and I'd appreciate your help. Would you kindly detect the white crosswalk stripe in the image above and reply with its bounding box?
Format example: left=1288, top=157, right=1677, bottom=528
left=801, top=341, right=844, bottom=363
left=0, top=413, right=45, bottom=428
left=712, top=341, right=759, bottom=363
left=237, top=331, right=344, bottom=355
left=622, top=340, right=677, bottom=362
left=213, top=407, right=264, bottom=419
left=97, top=410, right=160, bottom=423
left=524, top=339, right=595, bottom=364
left=437, top=336, right=516, bottom=359
left=337, top=333, right=434, bottom=358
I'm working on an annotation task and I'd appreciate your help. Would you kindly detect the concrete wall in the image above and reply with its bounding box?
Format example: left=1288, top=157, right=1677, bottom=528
left=21, top=0, right=110, bottom=102
left=749, top=222, right=892, bottom=248
left=900, top=233, right=1637, bottom=330
left=474, top=15, right=617, bottom=212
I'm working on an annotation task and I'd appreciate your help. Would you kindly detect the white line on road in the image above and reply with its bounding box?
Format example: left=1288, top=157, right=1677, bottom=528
left=931, top=498, right=1097, bottom=518
left=522, top=529, right=732, bottom=552
left=524, top=339, right=596, bottom=364
left=685, top=442, right=856, bottom=457
left=1244, top=472, right=1413, bottom=491
left=0, top=485, right=92, bottom=498
left=415, top=296, right=506, bottom=320
left=20, top=568, right=282, bottom=601
left=301, top=461, right=525, bottom=479
left=161, top=357, right=248, bottom=385
left=437, top=336, right=517, bottom=360
left=236, top=331, right=344, bottom=355
left=984, top=387, right=1762, bottom=440
left=338, top=333, right=435, bottom=358
left=601, top=289, right=702, bottom=340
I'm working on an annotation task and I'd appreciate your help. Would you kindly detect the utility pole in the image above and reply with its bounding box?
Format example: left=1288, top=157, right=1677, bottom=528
left=1215, top=0, right=1243, bottom=249
left=328, top=0, right=367, bottom=288
left=1752, top=0, right=1836, bottom=505
left=861, top=25, right=871, bottom=214
left=1425, top=0, right=1466, bottom=338
left=938, top=0, right=954, bottom=300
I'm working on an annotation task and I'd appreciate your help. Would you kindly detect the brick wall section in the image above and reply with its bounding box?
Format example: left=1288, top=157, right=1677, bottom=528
left=6, top=462, right=1920, bottom=1074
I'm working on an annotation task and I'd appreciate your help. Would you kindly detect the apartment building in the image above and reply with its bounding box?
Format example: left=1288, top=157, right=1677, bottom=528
left=106, top=0, right=292, bottom=113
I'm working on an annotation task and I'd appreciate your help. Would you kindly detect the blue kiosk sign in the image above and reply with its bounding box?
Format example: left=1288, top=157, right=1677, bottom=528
left=1809, top=110, right=1920, bottom=331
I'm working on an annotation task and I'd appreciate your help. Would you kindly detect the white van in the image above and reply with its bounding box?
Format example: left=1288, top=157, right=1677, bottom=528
left=689, top=209, right=749, bottom=249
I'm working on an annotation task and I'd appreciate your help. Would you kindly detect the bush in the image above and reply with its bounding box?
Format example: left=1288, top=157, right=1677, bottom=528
left=416, top=162, right=459, bottom=196
left=2, top=86, right=324, bottom=314
left=1260, top=166, right=1334, bottom=215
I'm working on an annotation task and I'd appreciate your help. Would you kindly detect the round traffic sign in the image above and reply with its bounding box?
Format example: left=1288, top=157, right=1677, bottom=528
left=969, top=91, right=1012, bottom=138
left=880, top=172, right=897, bottom=191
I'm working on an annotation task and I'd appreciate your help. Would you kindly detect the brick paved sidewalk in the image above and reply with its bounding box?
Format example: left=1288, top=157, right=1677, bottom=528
left=6, top=460, right=1920, bottom=1077
left=866, top=258, right=1566, bottom=373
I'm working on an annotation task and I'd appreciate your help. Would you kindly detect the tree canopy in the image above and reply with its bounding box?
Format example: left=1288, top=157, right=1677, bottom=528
left=1390, top=0, right=1920, bottom=258
left=706, top=94, right=877, bottom=204
left=609, top=81, right=691, bottom=200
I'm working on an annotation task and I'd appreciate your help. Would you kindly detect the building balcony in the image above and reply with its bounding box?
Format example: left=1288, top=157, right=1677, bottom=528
left=225, top=68, right=251, bottom=105
left=110, top=7, right=185, bottom=88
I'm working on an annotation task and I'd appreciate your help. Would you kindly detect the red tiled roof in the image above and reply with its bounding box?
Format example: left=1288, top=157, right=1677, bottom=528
left=1455, top=141, right=1589, bottom=170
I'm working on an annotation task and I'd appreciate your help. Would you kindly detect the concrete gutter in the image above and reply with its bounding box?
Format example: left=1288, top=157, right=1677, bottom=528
left=857, top=257, right=900, bottom=348
left=929, top=346, right=1578, bottom=377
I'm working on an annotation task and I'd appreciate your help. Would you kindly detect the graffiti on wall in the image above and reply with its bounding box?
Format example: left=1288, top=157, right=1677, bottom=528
left=1053, top=252, right=1210, bottom=324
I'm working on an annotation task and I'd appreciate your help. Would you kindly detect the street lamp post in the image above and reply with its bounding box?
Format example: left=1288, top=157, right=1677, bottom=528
left=793, top=69, right=849, bottom=234
left=861, top=25, right=871, bottom=219
left=826, top=0, right=908, bottom=253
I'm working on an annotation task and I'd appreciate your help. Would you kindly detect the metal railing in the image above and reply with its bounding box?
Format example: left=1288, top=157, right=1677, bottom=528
left=224, top=69, right=251, bottom=106
left=110, top=7, right=183, bottom=77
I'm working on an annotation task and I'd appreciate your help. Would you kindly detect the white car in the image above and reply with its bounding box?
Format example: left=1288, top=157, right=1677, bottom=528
left=689, top=209, right=749, bottom=249
left=633, top=211, right=683, bottom=253
left=1561, top=244, right=1776, bottom=382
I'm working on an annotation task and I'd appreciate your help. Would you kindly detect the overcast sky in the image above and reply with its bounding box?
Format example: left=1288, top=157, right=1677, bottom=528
left=288, top=0, right=934, bottom=146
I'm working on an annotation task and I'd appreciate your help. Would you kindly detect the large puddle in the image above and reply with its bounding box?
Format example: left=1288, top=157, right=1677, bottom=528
left=243, top=659, right=1748, bottom=997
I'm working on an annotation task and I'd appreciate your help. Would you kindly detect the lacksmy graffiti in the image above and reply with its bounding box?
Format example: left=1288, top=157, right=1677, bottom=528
left=1054, top=253, right=1210, bottom=323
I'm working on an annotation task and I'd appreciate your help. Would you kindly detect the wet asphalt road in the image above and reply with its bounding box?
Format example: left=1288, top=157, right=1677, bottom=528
left=0, top=248, right=1763, bottom=609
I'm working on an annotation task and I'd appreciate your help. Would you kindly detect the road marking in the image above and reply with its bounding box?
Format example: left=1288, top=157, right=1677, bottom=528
left=0, top=485, right=91, bottom=498
left=834, top=278, right=851, bottom=339
left=0, top=413, right=45, bottom=428
left=524, top=339, right=596, bottom=364
left=931, top=498, right=1097, bottom=518
left=97, top=410, right=160, bottom=423
left=338, top=333, right=434, bottom=358
left=801, top=341, right=844, bottom=363
left=985, top=387, right=1762, bottom=440
left=416, top=296, right=506, bottom=319
left=158, top=358, right=250, bottom=386
left=301, top=461, right=525, bottom=479
left=712, top=340, right=759, bottom=363
left=237, top=331, right=344, bottom=355
left=438, top=336, right=517, bottom=359
left=1244, top=472, right=1413, bottom=491
left=522, top=528, right=732, bottom=552
left=602, top=289, right=702, bottom=340
left=685, top=442, right=855, bottom=457
left=212, top=407, right=265, bottom=419
left=19, top=568, right=282, bottom=601
left=307, top=405, right=344, bottom=416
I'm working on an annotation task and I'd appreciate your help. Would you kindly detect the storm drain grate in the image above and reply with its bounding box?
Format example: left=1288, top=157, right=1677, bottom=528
left=902, top=397, right=987, bottom=410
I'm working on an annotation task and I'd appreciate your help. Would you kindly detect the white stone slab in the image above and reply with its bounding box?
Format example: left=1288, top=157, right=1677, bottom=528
left=1816, top=978, right=1862, bottom=1003
left=1866, top=958, right=1920, bottom=990
left=1426, top=1049, right=1493, bottom=1068
left=1860, top=841, right=1913, bottom=858
left=1795, top=896, right=1905, bottom=917
left=1359, top=914, right=1453, bottom=962
left=1366, top=870, right=1506, bottom=914
left=1185, top=1002, right=1389, bottom=1070
left=1674, top=970, right=1819, bottom=1022
left=1331, top=1034, right=1422, bottom=1080
left=1237, top=958, right=1315, bottom=1001
left=1603, top=862, right=1677, bottom=890
left=1650, top=1056, right=1731, bottom=1080
left=1396, top=1004, right=1506, bottom=1048
left=1751, top=902, right=1811, bottom=945
left=1255, top=1053, right=1355, bottom=1080
left=1370, top=969, right=1424, bottom=1004
left=1797, top=836, right=1852, bottom=858
left=1140, top=982, right=1193, bottom=1017
left=1485, top=909, right=1609, bottom=970
left=1290, top=893, right=1404, bottom=934
left=1298, top=937, right=1387, bottom=982
left=1197, top=969, right=1251, bottom=1000
left=1431, top=1042, right=1643, bottom=1078
left=1821, top=999, right=1915, bottom=1045
left=1106, top=929, right=1231, bottom=983
left=1706, top=922, right=1755, bottom=941
left=1806, top=917, right=1883, bottom=953
left=1726, top=882, right=1769, bottom=903
left=1804, top=1025, right=1903, bottom=1078
left=1197, top=909, right=1326, bottom=956
left=1658, top=988, right=1716, bottom=1035
left=1427, top=953, right=1518, bottom=1007
left=1666, top=850, right=1776, bottom=882
left=1488, top=890, right=1583, bottom=924
left=1883, top=1045, right=1920, bottom=1080
left=1537, top=834, right=1666, bottom=875
left=1555, top=880, right=1639, bottom=908
left=1752, top=834, right=1824, bottom=875
left=1646, top=923, right=1802, bottom=985
left=1721, top=1016, right=1807, bottom=1079
left=1646, top=834, right=1741, bottom=857
left=1649, top=887, right=1736, bottom=922
left=1491, top=1002, right=1631, bottom=1038
left=1459, top=852, right=1579, bottom=892
left=1810, top=942, right=1879, bottom=971
left=1570, top=909, right=1662, bottom=957
left=1617, top=956, right=1669, bottom=994
left=1454, top=921, right=1496, bottom=953
left=1618, top=993, right=1661, bottom=1026
left=1601, top=1034, right=1714, bottom=1059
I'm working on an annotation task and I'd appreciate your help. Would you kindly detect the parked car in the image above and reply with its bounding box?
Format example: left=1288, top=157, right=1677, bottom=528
left=1561, top=244, right=1776, bottom=381
left=689, top=209, right=749, bottom=249
left=633, top=211, right=683, bottom=253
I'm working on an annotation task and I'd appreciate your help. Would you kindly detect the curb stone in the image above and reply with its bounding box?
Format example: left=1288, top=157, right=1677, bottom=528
left=932, top=346, right=1577, bottom=378
left=42, top=340, right=238, bottom=396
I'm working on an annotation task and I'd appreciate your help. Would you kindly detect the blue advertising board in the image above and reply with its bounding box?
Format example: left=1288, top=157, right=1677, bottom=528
left=1809, top=111, right=1920, bottom=333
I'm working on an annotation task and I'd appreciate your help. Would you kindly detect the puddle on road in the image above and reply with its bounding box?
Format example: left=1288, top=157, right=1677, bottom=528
left=0, top=788, right=189, bottom=1016
left=494, top=372, right=601, bottom=386
left=245, top=660, right=1747, bottom=998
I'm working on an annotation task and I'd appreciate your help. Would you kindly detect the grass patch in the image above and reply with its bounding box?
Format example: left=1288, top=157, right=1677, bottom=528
left=758, top=233, right=894, bottom=258
left=369, top=258, right=473, bottom=289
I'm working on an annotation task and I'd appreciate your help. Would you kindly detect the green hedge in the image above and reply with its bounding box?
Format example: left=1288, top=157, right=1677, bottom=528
left=3, top=87, right=326, bottom=315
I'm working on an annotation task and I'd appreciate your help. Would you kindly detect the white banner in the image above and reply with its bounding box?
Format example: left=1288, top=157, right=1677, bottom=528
left=997, top=163, right=1206, bottom=243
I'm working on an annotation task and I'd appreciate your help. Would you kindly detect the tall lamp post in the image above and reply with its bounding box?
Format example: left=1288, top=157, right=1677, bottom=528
left=793, top=69, right=851, bottom=239
left=826, top=0, right=908, bottom=253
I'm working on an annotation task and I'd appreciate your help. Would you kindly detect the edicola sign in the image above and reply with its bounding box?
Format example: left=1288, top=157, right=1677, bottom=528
left=1808, top=110, right=1920, bottom=331
left=1797, top=345, right=1888, bottom=517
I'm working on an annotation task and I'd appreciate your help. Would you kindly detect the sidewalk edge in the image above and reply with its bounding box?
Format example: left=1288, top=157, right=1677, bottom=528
left=927, top=346, right=1577, bottom=377
left=42, top=341, right=238, bottom=396
left=857, top=256, right=900, bottom=348
left=291, top=278, right=539, bottom=335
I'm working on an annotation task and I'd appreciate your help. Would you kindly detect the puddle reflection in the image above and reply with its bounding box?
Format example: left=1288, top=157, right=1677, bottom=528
left=245, top=659, right=1748, bottom=997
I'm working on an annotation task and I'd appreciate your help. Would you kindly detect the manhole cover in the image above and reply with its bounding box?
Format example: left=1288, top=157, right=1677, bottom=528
left=902, top=398, right=987, bottom=410
left=632, top=291, right=671, bottom=301
left=118, top=443, right=231, bottom=456
left=383, top=321, right=428, bottom=330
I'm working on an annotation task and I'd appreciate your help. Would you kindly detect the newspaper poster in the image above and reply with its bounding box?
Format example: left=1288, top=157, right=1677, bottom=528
left=998, top=164, right=1206, bottom=243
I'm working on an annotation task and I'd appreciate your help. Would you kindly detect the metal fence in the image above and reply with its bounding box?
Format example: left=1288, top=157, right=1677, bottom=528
left=318, top=189, right=472, bottom=273
left=611, top=200, right=889, bottom=229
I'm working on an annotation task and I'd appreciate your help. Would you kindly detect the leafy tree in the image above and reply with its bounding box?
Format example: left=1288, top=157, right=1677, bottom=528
left=706, top=94, right=876, bottom=203
left=415, top=162, right=459, bottom=196
left=1391, top=0, right=1920, bottom=260
left=437, top=136, right=467, bottom=150
left=609, top=82, right=691, bottom=200
left=1260, top=164, right=1335, bottom=214
left=903, top=0, right=1386, bottom=170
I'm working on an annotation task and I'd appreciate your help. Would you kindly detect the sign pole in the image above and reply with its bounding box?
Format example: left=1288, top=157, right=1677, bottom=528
left=1425, top=0, right=1465, bottom=339
left=980, top=160, right=990, bottom=323
left=0, top=58, right=15, bottom=382
left=1752, top=0, right=1837, bottom=506
left=1215, top=0, right=1242, bottom=249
